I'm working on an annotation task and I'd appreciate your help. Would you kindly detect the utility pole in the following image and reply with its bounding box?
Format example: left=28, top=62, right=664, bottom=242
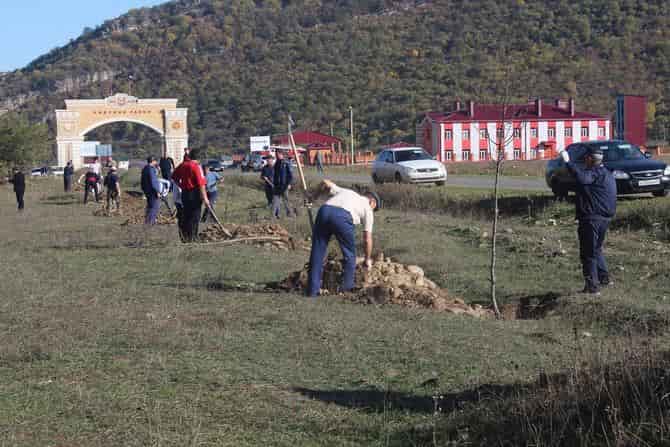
left=349, top=106, right=354, bottom=165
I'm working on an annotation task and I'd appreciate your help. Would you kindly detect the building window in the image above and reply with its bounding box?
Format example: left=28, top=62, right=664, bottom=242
left=530, top=128, right=538, bottom=138
left=513, top=128, right=521, bottom=138
left=513, top=149, right=521, bottom=160
left=496, top=128, right=504, bottom=138
left=598, top=127, right=606, bottom=137
left=445, top=151, right=453, bottom=161
left=548, top=128, right=556, bottom=138
left=462, top=129, right=470, bottom=140
left=480, top=129, right=488, bottom=140
left=581, top=127, right=589, bottom=137
left=444, top=129, right=452, bottom=140
left=530, top=149, right=537, bottom=159
left=479, top=150, right=488, bottom=160
left=462, top=150, right=471, bottom=161
left=565, top=127, right=573, bottom=137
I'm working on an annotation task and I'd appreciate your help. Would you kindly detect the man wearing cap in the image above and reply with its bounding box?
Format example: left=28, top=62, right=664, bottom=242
left=141, top=156, right=162, bottom=225
left=559, top=146, right=617, bottom=295
left=103, top=166, right=121, bottom=213
left=172, top=148, right=210, bottom=242
left=307, top=179, right=381, bottom=297
left=272, top=150, right=293, bottom=218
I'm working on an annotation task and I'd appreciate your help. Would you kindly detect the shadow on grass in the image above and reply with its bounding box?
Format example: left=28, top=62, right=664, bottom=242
left=41, top=193, right=79, bottom=206
left=293, top=382, right=529, bottom=414
left=297, top=350, right=670, bottom=445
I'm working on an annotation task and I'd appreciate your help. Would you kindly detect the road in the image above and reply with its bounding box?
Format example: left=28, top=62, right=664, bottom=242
left=312, top=172, right=549, bottom=191
left=229, top=168, right=548, bottom=191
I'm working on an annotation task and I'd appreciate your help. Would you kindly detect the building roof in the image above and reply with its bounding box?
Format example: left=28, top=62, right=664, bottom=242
left=273, top=130, right=343, bottom=146
left=425, top=102, right=608, bottom=123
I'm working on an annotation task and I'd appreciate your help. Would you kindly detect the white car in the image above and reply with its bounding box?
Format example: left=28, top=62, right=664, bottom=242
left=50, top=166, right=65, bottom=176
left=372, top=147, right=447, bottom=185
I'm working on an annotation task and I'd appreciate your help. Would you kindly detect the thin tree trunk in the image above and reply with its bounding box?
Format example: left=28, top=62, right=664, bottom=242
left=490, top=158, right=502, bottom=320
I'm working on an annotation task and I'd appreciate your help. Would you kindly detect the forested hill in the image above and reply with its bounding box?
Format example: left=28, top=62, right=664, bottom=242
left=1, top=0, right=669, bottom=155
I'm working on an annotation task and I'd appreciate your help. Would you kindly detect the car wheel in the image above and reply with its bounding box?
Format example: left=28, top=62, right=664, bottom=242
left=395, top=172, right=403, bottom=184
left=435, top=181, right=445, bottom=186
left=652, top=189, right=669, bottom=197
left=372, top=174, right=382, bottom=184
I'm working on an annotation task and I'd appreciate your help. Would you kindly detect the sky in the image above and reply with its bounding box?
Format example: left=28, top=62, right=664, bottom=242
left=0, top=0, right=168, bottom=72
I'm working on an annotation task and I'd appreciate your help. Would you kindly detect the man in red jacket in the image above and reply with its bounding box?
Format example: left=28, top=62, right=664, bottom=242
left=172, top=148, right=210, bottom=242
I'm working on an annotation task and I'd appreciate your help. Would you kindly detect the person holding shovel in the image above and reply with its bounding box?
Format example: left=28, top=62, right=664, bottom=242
left=103, top=166, right=121, bottom=213
left=307, top=179, right=381, bottom=297
left=172, top=148, right=210, bottom=242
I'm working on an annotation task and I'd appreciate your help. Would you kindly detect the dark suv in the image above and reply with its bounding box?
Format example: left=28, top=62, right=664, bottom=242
left=546, top=140, right=670, bottom=198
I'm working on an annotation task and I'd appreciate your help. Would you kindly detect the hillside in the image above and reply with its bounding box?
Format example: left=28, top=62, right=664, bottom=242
left=1, top=0, right=669, bottom=158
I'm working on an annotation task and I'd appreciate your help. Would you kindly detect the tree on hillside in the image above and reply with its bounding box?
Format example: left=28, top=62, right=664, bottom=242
left=0, top=114, right=50, bottom=170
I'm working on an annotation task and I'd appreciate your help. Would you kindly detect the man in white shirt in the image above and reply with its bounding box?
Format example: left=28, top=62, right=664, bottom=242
left=308, top=179, right=381, bottom=297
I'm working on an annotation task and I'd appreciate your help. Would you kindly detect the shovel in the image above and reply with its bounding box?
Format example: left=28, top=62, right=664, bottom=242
left=205, top=203, right=233, bottom=238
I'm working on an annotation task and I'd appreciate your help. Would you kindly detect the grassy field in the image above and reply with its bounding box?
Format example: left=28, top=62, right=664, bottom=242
left=1, top=172, right=670, bottom=446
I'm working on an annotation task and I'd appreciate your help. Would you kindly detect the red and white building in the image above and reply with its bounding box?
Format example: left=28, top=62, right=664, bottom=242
left=418, top=99, right=611, bottom=162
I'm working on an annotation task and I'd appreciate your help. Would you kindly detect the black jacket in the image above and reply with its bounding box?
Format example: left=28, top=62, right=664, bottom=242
left=567, top=162, right=617, bottom=220
left=9, top=172, right=25, bottom=192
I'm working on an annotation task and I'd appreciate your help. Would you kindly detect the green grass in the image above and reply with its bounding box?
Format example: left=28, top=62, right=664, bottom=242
left=1, top=175, right=670, bottom=445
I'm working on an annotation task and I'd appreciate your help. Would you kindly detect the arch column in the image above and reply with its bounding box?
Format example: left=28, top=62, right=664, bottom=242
left=164, top=109, right=189, bottom=162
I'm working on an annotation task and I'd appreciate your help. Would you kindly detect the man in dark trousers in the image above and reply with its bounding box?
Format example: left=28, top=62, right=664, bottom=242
left=63, top=161, right=74, bottom=192
left=307, top=179, right=380, bottom=297
left=260, top=155, right=275, bottom=208
left=159, top=154, right=175, bottom=181
left=560, top=146, right=617, bottom=295
left=141, top=156, right=162, bottom=225
left=78, top=169, right=101, bottom=204
left=103, top=166, right=121, bottom=213
left=9, top=167, right=25, bottom=211
left=172, top=148, right=210, bottom=242
left=272, top=150, right=293, bottom=218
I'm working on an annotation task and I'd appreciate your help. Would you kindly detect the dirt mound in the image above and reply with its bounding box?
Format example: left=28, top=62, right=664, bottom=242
left=279, top=254, right=492, bottom=318
left=199, top=223, right=298, bottom=250
left=93, top=192, right=176, bottom=225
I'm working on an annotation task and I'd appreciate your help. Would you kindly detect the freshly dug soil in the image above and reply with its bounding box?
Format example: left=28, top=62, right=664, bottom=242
left=199, top=223, right=298, bottom=250
left=93, top=192, right=176, bottom=225
left=279, top=253, right=492, bottom=318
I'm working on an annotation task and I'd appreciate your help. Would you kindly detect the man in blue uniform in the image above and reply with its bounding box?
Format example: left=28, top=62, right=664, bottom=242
left=272, top=150, right=293, bottom=218
left=560, top=146, right=617, bottom=295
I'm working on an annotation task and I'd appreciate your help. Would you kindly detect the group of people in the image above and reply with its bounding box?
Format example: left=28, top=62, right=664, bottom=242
left=141, top=148, right=222, bottom=242
left=3, top=142, right=617, bottom=298
left=75, top=159, right=121, bottom=213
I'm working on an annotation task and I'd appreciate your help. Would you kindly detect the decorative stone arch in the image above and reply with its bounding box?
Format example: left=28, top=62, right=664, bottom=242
left=56, top=93, right=188, bottom=169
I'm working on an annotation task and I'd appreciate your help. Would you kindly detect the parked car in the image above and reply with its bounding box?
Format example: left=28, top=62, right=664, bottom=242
left=220, top=155, right=234, bottom=169
left=546, top=140, right=670, bottom=198
left=50, top=166, right=65, bottom=176
left=30, top=168, right=45, bottom=177
left=207, top=159, right=225, bottom=172
left=372, top=147, right=447, bottom=185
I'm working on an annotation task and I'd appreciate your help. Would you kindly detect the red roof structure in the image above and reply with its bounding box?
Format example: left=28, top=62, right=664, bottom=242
left=273, top=130, right=343, bottom=147
left=425, top=99, right=607, bottom=123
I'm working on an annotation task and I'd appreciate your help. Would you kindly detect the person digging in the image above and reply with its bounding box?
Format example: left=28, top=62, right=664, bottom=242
left=307, top=179, right=381, bottom=297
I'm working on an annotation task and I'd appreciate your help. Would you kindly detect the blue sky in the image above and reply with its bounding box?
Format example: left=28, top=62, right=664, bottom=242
left=0, top=0, right=168, bottom=72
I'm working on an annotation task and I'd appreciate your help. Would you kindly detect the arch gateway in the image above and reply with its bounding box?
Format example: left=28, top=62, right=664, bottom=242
left=56, top=93, right=188, bottom=169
